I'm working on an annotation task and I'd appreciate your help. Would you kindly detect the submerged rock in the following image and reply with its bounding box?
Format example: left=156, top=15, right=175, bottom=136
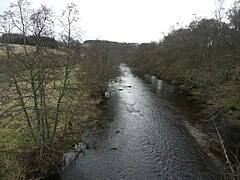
left=104, top=92, right=111, bottom=99
left=115, top=130, right=120, bottom=133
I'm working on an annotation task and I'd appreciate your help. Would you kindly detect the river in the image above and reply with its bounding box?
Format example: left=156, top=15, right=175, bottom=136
left=61, top=64, right=221, bottom=179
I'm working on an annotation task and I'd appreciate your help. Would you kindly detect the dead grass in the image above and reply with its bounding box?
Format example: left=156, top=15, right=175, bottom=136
left=0, top=63, right=103, bottom=178
left=0, top=44, right=35, bottom=58
left=0, top=43, right=65, bottom=60
left=0, top=116, right=32, bottom=179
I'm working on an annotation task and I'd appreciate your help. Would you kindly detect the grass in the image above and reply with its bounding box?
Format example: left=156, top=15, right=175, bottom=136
left=0, top=42, right=109, bottom=178
left=0, top=43, right=64, bottom=60
left=0, top=44, right=35, bottom=58
left=0, top=64, right=104, bottom=179
left=0, top=96, right=101, bottom=179
left=0, top=116, right=33, bottom=179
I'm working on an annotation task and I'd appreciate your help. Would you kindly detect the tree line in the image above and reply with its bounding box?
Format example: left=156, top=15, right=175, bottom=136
left=81, top=40, right=135, bottom=97
left=0, top=0, right=123, bottom=178
left=126, top=1, right=240, bottom=176
left=128, top=1, right=240, bottom=121
left=0, top=33, right=58, bottom=48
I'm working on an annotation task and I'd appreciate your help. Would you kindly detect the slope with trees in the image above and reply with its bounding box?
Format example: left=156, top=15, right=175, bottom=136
left=129, top=9, right=240, bottom=121
left=0, top=1, right=121, bottom=178
left=127, top=1, right=240, bottom=176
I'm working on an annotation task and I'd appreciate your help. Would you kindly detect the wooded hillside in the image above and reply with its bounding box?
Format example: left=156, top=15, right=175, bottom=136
left=128, top=1, right=240, bottom=121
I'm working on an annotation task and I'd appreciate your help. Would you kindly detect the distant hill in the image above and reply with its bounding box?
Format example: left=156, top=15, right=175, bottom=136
left=0, top=33, right=58, bottom=48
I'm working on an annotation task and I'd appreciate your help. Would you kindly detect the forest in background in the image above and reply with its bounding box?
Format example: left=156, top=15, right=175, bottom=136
left=0, top=0, right=129, bottom=178
left=1, top=0, right=240, bottom=178
left=125, top=1, right=240, bottom=176
left=0, top=33, right=58, bottom=48
left=128, top=0, right=240, bottom=122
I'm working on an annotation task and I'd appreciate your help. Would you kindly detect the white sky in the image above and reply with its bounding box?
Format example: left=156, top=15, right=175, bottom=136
left=0, top=0, right=236, bottom=43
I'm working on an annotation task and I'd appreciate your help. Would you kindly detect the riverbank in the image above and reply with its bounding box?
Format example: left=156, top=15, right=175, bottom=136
left=130, top=66, right=240, bottom=177
left=0, top=95, right=106, bottom=179
left=61, top=65, right=223, bottom=179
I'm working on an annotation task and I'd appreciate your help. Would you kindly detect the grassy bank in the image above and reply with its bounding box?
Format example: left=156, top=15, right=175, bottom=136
left=0, top=39, right=120, bottom=178
left=126, top=12, right=240, bottom=175
left=0, top=1, right=122, bottom=178
left=0, top=89, right=104, bottom=179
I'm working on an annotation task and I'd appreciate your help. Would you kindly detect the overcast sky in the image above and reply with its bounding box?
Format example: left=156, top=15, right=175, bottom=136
left=0, top=0, right=236, bottom=43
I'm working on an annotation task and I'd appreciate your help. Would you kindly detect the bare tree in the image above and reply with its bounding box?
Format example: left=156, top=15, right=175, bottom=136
left=215, top=0, right=225, bottom=25
left=0, top=0, right=82, bottom=151
left=0, top=10, right=13, bottom=59
left=9, top=0, right=32, bottom=55
left=81, top=41, right=121, bottom=97
left=50, top=2, right=82, bottom=144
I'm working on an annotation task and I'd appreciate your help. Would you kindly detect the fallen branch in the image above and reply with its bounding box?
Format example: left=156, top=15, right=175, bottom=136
left=212, top=117, right=235, bottom=173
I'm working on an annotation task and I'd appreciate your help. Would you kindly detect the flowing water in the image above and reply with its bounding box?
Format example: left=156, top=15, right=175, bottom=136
left=61, top=64, right=222, bottom=179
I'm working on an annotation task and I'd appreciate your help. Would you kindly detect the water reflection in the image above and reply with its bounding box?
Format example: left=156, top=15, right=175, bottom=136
left=139, top=73, right=203, bottom=122
left=61, top=65, right=221, bottom=180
